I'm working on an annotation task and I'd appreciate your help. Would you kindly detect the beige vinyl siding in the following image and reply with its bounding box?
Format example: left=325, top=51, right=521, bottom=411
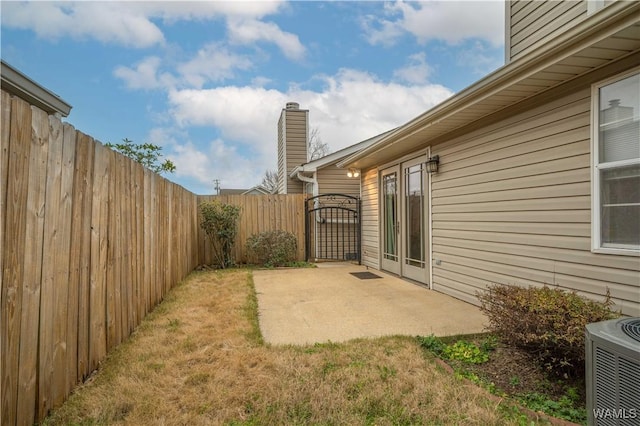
left=316, top=165, right=360, bottom=196
left=510, top=0, right=588, bottom=61
left=361, top=167, right=380, bottom=269
left=277, top=108, right=307, bottom=194
left=277, top=113, right=286, bottom=194
left=430, top=86, right=640, bottom=316
left=284, top=110, right=307, bottom=194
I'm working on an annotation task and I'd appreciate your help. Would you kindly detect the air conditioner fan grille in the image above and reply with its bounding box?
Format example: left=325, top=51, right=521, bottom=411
left=620, top=318, right=640, bottom=343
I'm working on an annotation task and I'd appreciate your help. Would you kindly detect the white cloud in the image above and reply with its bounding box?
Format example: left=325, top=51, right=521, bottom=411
left=146, top=126, right=186, bottom=149
left=169, top=140, right=269, bottom=194
left=362, top=0, right=504, bottom=47
left=393, top=52, right=432, bottom=84
left=167, top=68, right=453, bottom=167
left=114, top=45, right=254, bottom=90
left=177, top=43, right=254, bottom=88
left=291, top=69, right=453, bottom=151
left=168, top=86, right=287, bottom=160
left=136, top=1, right=287, bottom=22
left=114, top=56, right=177, bottom=90
left=170, top=141, right=220, bottom=189
left=1, top=1, right=291, bottom=50
left=359, top=12, right=406, bottom=48
left=227, top=18, right=306, bottom=61
left=145, top=127, right=267, bottom=194
left=1, top=2, right=165, bottom=48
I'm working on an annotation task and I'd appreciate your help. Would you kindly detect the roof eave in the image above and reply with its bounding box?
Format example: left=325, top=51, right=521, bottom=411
left=289, top=165, right=316, bottom=179
left=340, top=1, right=640, bottom=169
left=1, top=60, right=72, bottom=117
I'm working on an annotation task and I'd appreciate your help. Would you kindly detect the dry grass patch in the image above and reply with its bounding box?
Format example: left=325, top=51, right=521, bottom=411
left=43, top=270, right=540, bottom=425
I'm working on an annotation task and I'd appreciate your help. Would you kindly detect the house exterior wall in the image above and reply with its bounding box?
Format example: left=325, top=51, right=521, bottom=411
left=277, top=105, right=308, bottom=194
left=361, top=58, right=639, bottom=316
left=434, top=84, right=639, bottom=315
left=508, top=0, right=588, bottom=61
left=361, top=167, right=380, bottom=269
left=316, top=164, right=360, bottom=196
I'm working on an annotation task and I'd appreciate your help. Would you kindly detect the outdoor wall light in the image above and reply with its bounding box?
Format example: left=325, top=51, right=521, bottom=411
left=425, top=155, right=440, bottom=174
left=347, top=168, right=360, bottom=178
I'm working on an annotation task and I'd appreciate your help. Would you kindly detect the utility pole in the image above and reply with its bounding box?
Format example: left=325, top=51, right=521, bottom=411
left=213, top=179, right=220, bottom=195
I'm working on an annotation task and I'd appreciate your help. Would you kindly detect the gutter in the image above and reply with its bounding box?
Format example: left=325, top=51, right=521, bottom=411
left=295, top=171, right=317, bottom=196
left=1, top=59, right=72, bottom=117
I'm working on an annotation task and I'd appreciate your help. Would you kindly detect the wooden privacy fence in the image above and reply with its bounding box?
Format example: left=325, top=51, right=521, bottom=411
left=198, top=194, right=306, bottom=265
left=1, top=90, right=201, bottom=425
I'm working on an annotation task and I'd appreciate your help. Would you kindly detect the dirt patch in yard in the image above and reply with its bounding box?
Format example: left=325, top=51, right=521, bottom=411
left=41, top=269, right=547, bottom=426
left=469, top=344, right=584, bottom=401
left=433, top=335, right=587, bottom=425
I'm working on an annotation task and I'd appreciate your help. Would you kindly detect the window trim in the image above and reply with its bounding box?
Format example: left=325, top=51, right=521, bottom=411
left=587, top=0, right=606, bottom=15
left=590, top=67, right=640, bottom=256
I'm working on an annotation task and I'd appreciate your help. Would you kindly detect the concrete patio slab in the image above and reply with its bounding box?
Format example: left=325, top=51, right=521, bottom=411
left=253, top=263, right=488, bottom=345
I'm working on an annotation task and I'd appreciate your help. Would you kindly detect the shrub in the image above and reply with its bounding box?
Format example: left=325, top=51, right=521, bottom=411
left=477, top=284, right=619, bottom=377
left=245, top=230, right=297, bottom=267
left=199, top=200, right=241, bottom=269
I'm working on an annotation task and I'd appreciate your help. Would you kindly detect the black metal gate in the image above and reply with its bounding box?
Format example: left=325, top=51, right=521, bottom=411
left=305, top=194, right=360, bottom=263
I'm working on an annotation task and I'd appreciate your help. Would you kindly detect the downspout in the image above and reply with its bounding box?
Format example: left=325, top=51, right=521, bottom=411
left=296, top=171, right=320, bottom=261
left=296, top=171, right=318, bottom=196
left=296, top=170, right=320, bottom=226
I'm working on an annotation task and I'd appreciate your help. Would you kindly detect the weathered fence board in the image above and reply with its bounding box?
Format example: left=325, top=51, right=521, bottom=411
left=0, top=90, right=10, bottom=426
left=60, top=123, right=77, bottom=399
left=38, top=112, right=63, bottom=419
left=198, top=194, right=306, bottom=265
left=19, top=106, right=49, bottom=424
left=89, top=142, right=109, bottom=374
left=2, top=95, right=31, bottom=426
left=0, top=89, right=307, bottom=425
left=74, top=132, right=95, bottom=384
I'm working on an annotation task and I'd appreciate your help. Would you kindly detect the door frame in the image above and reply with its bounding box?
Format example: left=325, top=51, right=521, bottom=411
left=400, top=156, right=428, bottom=283
left=378, top=149, right=432, bottom=288
left=380, top=165, right=401, bottom=275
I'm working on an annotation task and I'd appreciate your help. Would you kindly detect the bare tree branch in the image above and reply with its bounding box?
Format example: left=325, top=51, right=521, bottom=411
left=308, top=128, right=330, bottom=161
left=261, top=169, right=279, bottom=194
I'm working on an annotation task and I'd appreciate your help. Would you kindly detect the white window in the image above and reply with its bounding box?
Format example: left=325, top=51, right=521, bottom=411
left=592, top=69, right=640, bottom=254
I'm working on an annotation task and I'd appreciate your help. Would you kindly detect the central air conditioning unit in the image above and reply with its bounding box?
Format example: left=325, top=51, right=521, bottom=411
left=585, top=317, right=640, bottom=426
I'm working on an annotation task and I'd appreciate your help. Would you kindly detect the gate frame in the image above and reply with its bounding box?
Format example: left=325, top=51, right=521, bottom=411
left=305, top=193, right=361, bottom=264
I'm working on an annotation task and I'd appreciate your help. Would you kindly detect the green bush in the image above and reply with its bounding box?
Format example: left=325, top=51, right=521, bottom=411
left=245, top=230, right=297, bottom=267
left=417, top=335, right=446, bottom=356
left=199, top=200, right=241, bottom=269
left=477, top=284, right=619, bottom=377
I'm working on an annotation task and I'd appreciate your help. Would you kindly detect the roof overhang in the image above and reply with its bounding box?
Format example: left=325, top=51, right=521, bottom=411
left=1, top=60, right=72, bottom=117
left=339, top=2, right=640, bottom=169
left=290, top=128, right=398, bottom=178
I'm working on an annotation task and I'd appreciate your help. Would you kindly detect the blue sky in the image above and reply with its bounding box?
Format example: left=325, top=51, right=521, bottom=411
left=1, top=1, right=505, bottom=194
